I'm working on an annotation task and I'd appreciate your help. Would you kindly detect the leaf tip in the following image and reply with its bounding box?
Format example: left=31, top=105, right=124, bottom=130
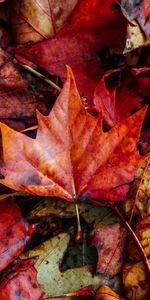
left=65, top=64, right=74, bottom=80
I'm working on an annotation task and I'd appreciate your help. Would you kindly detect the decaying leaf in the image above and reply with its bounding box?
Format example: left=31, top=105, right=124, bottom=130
left=0, top=67, right=147, bottom=202
left=0, top=199, right=34, bottom=272
left=22, top=233, right=103, bottom=297
left=128, top=216, right=150, bottom=260
left=0, top=259, right=44, bottom=300
left=95, top=285, right=125, bottom=300
left=123, top=259, right=150, bottom=300
left=90, top=223, right=127, bottom=277
left=11, top=0, right=78, bottom=43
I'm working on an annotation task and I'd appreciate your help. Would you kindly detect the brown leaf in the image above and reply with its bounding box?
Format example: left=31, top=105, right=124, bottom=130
left=124, top=159, right=150, bottom=219
left=90, top=223, right=127, bottom=277
left=123, top=259, right=150, bottom=300
left=10, top=0, right=78, bottom=43
left=95, top=285, right=125, bottom=300
left=0, top=67, right=147, bottom=202
left=128, top=216, right=150, bottom=261
left=0, top=48, right=48, bottom=130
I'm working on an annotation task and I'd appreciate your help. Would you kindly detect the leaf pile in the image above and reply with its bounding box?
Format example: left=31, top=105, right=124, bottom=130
left=0, top=1, right=149, bottom=300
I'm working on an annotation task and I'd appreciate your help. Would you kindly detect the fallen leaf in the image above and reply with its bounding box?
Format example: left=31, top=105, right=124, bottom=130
left=10, top=0, right=77, bottom=43
left=123, top=259, right=150, bottom=300
left=0, top=67, right=147, bottom=202
left=0, top=259, right=44, bottom=300
left=121, top=0, right=150, bottom=52
left=0, top=199, right=34, bottom=271
left=22, top=233, right=103, bottom=297
left=89, top=223, right=127, bottom=277
left=134, top=161, right=150, bottom=218
left=95, top=285, right=125, bottom=300
left=16, top=0, right=127, bottom=100
left=93, top=68, right=150, bottom=129
left=124, top=21, right=149, bottom=53
left=128, top=216, right=150, bottom=260
left=27, top=197, right=119, bottom=227
left=0, top=48, right=49, bottom=130
left=124, top=159, right=150, bottom=219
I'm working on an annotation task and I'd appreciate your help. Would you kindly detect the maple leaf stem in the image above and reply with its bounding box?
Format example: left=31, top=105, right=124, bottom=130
left=131, top=287, right=137, bottom=300
left=18, top=63, right=62, bottom=92
left=87, top=200, right=150, bottom=283
left=74, top=199, right=83, bottom=241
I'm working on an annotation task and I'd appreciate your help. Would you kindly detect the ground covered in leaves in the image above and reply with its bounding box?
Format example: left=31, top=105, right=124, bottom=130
left=0, top=1, right=150, bottom=300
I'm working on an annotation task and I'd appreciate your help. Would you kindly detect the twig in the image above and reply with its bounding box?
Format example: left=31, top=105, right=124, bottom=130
left=18, top=63, right=62, bottom=92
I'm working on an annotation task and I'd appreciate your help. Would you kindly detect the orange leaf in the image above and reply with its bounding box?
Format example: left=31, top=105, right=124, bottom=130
left=95, top=285, right=125, bottom=300
left=0, top=67, right=147, bottom=202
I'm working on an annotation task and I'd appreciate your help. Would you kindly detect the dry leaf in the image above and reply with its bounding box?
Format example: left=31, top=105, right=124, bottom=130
left=10, top=0, right=77, bottom=43
left=123, top=259, right=150, bottom=300
left=128, top=216, right=150, bottom=260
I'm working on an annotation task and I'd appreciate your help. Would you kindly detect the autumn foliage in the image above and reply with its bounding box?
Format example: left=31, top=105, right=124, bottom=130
left=0, top=0, right=149, bottom=300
